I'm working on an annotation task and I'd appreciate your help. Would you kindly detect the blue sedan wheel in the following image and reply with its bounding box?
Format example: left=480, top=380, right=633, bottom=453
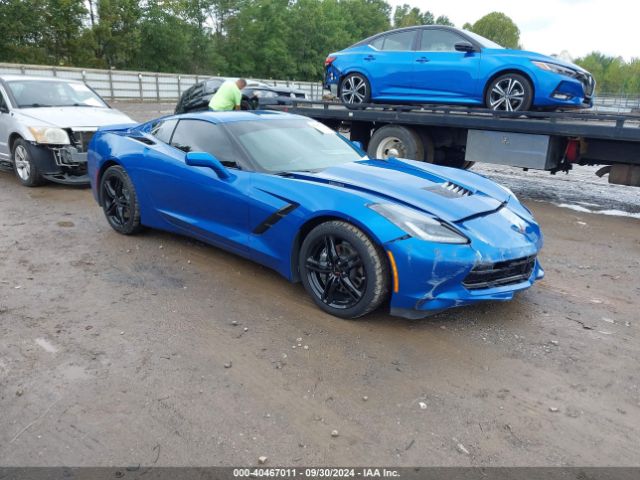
left=300, top=221, right=388, bottom=319
left=339, top=73, right=371, bottom=106
left=486, top=73, right=533, bottom=112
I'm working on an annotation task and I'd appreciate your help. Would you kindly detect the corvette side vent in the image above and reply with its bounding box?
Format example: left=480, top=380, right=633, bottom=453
left=424, top=181, right=473, bottom=199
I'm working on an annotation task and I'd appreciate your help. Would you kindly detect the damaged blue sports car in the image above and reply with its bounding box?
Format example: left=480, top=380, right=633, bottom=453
left=88, top=111, right=544, bottom=319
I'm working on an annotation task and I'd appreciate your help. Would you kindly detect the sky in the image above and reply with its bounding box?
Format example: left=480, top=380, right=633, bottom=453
left=387, top=0, right=637, bottom=60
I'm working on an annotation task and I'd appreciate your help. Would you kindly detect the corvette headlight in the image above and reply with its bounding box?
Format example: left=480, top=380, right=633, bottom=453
left=370, top=203, right=469, bottom=244
left=531, top=61, right=576, bottom=77
left=28, top=127, right=70, bottom=145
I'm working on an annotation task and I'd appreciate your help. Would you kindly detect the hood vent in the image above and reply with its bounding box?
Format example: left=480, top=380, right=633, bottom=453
left=424, top=181, right=473, bottom=199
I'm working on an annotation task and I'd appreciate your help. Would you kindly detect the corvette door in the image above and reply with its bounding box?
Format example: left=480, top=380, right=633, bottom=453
left=365, top=29, right=418, bottom=98
left=411, top=29, right=482, bottom=103
left=142, top=119, right=252, bottom=255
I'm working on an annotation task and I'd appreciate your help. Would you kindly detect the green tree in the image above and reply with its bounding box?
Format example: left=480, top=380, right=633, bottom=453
left=435, top=15, right=453, bottom=26
left=574, top=52, right=640, bottom=95
left=41, top=0, right=88, bottom=65
left=223, top=0, right=295, bottom=78
left=92, top=0, right=142, bottom=69
left=135, top=0, right=194, bottom=72
left=338, top=0, right=391, bottom=41
left=0, top=0, right=49, bottom=64
left=464, top=12, right=520, bottom=49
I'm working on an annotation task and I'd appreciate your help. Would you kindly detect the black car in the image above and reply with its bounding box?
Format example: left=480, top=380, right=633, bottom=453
left=174, top=78, right=308, bottom=114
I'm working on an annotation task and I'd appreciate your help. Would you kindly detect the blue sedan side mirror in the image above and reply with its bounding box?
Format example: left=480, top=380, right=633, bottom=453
left=185, top=151, right=231, bottom=179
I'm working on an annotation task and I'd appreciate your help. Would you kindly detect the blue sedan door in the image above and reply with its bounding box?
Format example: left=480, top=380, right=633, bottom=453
left=411, top=28, right=482, bottom=104
left=364, top=29, right=419, bottom=99
left=140, top=118, right=252, bottom=256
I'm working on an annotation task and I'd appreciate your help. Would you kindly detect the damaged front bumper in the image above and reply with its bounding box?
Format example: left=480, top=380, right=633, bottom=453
left=29, top=142, right=89, bottom=185
left=385, top=206, right=544, bottom=319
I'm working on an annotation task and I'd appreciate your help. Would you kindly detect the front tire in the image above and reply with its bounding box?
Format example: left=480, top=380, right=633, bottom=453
left=299, top=221, right=389, bottom=319
left=100, top=165, right=143, bottom=235
left=12, top=139, right=45, bottom=187
left=339, top=73, right=371, bottom=106
left=485, top=73, right=533, bottom=112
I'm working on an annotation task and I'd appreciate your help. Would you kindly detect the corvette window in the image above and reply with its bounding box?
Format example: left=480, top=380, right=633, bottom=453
left=0, top=91, right=7, bottom=110
left=150, top=119, right=178, bottom=144
left=419, top=30, right=465, bottom=52
left=170, top=120, right=239, bottom=168
left=380, top=30, right=416, bottom=51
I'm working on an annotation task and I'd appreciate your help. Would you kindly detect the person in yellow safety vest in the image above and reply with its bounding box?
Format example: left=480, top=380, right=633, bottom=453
left=209, top=78, right=247, bottom=111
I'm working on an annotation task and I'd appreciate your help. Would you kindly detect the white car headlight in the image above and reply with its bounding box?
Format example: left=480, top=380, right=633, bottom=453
left=27, top=127, right=70, bottom=145
left=370, top=203, right=469, bottom=244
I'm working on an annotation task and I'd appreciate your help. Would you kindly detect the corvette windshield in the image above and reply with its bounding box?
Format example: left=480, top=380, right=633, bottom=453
left=227, top=119, right=366, bottom=173
left=7, top=80, right=108, bottom=108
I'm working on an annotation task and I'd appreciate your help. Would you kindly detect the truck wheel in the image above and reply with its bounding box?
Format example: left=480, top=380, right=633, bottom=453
left=485, top=73, right=533, bottom=112
left=368, top=125, right=424, bottom=161
left=12, top=138, right=45, bottom=187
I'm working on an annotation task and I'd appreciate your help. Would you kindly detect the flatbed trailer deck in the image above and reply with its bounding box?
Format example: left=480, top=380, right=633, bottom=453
left=274, top=101, right=640, bottom=186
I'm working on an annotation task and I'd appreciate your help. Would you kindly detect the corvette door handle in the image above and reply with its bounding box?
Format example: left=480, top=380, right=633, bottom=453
left=416, top=57, right=430, bottom=63
left=364, top=55, right=375, bottom=61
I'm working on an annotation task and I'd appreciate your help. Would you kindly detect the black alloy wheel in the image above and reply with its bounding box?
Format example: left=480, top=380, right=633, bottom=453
left=299, top=221, right=388, bottom=319
left=100, top=165, right=143, bottom=235
left=306, top=235, right=366, bottom=309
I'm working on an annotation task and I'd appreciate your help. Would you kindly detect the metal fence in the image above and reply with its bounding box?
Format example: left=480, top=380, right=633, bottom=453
left=1, top=62, right=638, bottom=112
left=0, top=62, right=325, bottom=102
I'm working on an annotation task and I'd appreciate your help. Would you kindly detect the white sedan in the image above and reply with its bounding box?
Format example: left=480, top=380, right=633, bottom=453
left=0, top=75, right=133, bottom=186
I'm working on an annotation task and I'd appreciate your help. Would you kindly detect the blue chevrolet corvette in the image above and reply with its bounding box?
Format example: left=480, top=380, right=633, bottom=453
left=325, top=26, right=595, bottom=111
left=88, top=111, right=544, bottom=319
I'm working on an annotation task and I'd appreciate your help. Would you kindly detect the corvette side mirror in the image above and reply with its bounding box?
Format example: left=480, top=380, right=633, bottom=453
left=352, top=140, right=364, bottom=151
left=185, top=151, right=231, bottom=179
left=455, top=41, right=476, bottom=53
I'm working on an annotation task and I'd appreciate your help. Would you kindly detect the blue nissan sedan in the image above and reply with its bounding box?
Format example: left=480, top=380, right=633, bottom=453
left=88, top=111, right=544, bottom=319
left=325, top=26, right=595, bottom=111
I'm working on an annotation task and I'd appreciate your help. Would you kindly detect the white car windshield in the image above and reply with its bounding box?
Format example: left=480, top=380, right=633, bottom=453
left=226, top=119, right=367, bottom=173
left=7, top=80, right=108, bottom=108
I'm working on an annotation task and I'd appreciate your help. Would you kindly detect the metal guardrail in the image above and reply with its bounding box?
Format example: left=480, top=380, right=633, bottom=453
left=0, top=62, right=325, bottom=102
left=1, top=62, right=638, bottom=112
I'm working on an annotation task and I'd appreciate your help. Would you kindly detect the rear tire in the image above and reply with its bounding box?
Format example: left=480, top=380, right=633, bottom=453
left=12, top=139, right=45, bottom=187
left=99, top=165, right=143, bottom=235
left=368, top=125, right=424, bottom=160
left=485, top=73, right=533, bottom=112
left=339, top=73, right=371, bottom=107
left=299, top=221, right=389, bottom=319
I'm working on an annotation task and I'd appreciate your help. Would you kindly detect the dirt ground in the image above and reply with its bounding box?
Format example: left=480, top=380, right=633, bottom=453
left=0, top=102, right=639, bottom=467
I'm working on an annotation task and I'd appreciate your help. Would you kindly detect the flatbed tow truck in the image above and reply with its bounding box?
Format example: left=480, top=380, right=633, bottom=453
left=274, top=101, right=640, bottom=187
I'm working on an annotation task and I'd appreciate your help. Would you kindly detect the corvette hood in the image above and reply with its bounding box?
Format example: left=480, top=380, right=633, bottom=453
left=290, top=159, right=510, bottom=223
left=15, top=106, right=134, bottom=129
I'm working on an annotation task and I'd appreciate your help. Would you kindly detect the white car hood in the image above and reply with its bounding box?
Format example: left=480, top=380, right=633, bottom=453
left=15, top=106, right=134, bottom=129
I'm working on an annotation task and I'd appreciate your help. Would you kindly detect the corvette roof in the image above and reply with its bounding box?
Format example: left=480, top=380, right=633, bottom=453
left=177, top=110, right=307, bottom=124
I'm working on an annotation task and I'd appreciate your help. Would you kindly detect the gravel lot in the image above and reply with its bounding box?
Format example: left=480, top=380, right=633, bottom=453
left=0, top=102, right=638, bottom=467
